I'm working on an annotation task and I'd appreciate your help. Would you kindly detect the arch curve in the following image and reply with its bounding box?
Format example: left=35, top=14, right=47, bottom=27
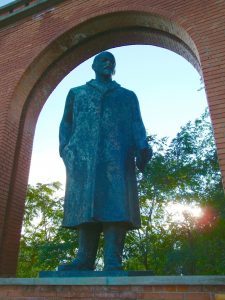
left=12, top=10, right=202, bottom=183
left=11, top=9, right=201, bottom=131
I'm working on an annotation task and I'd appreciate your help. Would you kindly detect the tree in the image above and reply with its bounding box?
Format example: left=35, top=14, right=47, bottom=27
left=124, top=109, right=225, bottom=274
left=17, top=182, right=78, bottom=277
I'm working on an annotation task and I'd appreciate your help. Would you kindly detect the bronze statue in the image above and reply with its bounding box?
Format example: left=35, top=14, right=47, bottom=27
left=59, top=51, right=152, bottom=271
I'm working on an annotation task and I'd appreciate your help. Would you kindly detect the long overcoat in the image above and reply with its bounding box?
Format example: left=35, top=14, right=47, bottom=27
left=59, top=80, right=149, bottom=229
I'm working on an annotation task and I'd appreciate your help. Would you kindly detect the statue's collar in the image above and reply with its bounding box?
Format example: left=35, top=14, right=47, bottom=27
left=86, top=79, right=120, bottom=94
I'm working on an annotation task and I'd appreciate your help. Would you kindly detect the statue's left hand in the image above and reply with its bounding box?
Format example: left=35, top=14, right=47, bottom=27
left=136, top=147, right=152, bottom=173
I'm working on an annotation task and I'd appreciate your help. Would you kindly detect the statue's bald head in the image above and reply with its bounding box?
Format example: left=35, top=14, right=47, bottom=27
left=92, top=51, right=116, bottom=78
left=93, top=51, right=115, bottom=66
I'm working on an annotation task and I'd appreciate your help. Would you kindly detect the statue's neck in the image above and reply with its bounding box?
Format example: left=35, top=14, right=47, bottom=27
left=95, top=74, right=112, bottom=85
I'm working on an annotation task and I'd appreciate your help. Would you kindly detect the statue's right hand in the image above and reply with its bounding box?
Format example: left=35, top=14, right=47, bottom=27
left=61, top=146, right=71, bottom=160
left=61, top=146, right=74, bottom=174
left=60, top=144, right=68, bottom=157
left=60, top=146, right=67, bottom=158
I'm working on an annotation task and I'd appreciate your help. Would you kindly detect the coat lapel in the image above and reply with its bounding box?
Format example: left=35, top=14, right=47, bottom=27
left=86, top=79, right=120, bottom=95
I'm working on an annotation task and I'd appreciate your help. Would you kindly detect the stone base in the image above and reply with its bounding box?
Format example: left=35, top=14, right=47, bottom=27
left=39, top=270, right=154, bottom=277
left=0, top=276, right=224, bottom=299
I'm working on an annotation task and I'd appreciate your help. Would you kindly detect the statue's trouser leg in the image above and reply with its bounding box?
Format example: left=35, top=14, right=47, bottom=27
left=72, top=223, right=101, bottom=270
left=103, top=223, right=127, bottom=271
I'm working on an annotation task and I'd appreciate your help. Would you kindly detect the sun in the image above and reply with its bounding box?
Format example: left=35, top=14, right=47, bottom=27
left=166, top=202, right=203, bottom=222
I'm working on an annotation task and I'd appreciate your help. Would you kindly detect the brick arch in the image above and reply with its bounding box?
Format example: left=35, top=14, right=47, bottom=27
left=0, top=2, right=224, bottom=277
left=9, top=9, right=201, bottom=123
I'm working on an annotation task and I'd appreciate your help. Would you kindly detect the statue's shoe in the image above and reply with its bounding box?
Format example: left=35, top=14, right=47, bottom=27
left=58, top=259, right=94, bottom=271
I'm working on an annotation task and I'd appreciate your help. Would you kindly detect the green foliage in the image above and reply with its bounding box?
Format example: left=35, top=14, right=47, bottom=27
left=124, top=109, right=225, bottom=274
left=17, top=109, right=225, bottom=276
left=17, top=182, right=78, bottom=277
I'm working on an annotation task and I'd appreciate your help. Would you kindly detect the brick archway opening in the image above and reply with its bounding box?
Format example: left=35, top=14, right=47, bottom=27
left=1, top=11, right=203, bottom=276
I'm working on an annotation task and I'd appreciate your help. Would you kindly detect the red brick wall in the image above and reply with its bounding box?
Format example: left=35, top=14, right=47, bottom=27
left=0, top=0, right=225, bottom=276
left=0, top=284, right=224, bottom=299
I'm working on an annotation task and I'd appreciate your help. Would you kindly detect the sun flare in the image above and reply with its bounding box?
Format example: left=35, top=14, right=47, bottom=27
left=166, top=202, right=203, bottom=222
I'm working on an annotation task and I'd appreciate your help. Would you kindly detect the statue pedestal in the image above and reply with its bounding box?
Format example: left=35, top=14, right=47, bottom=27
left=0, top=276, right=224, bottom=299
left=39, top=270, right=154, bottom=277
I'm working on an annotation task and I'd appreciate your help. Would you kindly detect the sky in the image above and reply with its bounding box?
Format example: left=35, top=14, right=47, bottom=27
left=0, top=1, right=208, bottom=187
left=0, top=0, right=12, bottom=6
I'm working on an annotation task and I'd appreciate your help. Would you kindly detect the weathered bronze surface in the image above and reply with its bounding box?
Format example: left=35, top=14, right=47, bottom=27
left=59, top=52, right=152, bottom=271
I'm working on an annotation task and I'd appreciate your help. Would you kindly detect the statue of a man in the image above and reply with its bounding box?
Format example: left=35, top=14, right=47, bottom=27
left=59, top=51, right=152, bottom=271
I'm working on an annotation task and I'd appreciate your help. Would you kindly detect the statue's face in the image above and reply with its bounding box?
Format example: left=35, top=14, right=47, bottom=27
left=93, top=52, right=116, bottom=78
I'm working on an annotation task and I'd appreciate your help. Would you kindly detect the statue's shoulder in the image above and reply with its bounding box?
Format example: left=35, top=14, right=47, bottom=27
left=69, top=84, right=88, bottom=95
left=118, top=86, right=137, bottom=99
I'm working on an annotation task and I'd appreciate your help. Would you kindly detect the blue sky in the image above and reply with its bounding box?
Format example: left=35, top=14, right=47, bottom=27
left=0, top=1, right=208, bottom=186
left=28, top=45, right=207, bottom=185
left=0, top=0, right=12, bottom=6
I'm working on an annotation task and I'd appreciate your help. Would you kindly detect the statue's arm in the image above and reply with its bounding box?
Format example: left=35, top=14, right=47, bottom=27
left=132, top=93, right=152, bottom=172
left=59, top=89, right=74, bottom=157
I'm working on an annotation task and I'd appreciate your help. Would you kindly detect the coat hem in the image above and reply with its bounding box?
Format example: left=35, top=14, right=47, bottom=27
left=62, top=220, right=141, bottom=230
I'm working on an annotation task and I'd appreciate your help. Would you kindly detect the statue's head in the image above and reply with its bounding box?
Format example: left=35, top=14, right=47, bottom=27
left=92, top=51, right=116, bottom=79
